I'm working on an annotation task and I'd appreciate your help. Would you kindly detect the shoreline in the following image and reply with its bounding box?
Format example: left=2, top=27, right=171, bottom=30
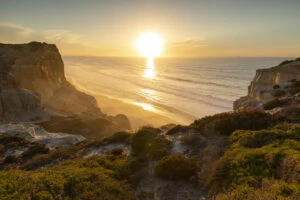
left=93, top=94, right=183, bottom=130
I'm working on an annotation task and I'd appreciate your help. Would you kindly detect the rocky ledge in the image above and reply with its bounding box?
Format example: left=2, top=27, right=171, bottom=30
left=234, top=58, right=300, bottom=120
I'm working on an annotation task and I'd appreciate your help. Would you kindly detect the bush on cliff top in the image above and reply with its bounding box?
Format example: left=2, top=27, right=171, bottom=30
left=0, top=156, right=136, bottom=200
left=155, top=153, right=197, bottom=180
left=131, top=127, right=171, bottom=160
left=191, top=111, right=273, bottom=136
left=206, top=125, right=300, bottom=198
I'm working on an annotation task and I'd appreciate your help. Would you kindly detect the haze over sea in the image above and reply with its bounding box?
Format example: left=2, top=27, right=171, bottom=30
left=64, top=57, right=289, bottom=125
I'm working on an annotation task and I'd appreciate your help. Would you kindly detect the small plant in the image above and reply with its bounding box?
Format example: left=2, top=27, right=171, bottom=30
left=0, top=144, right=5, bottom=155
left=263, top=98, right=290, bottom=110
left=22, top=143, right=49, bottom=157
left=272, top=89, right=286, bottom=97
left=102, top=131, right=131, bottom=144
left=166, top=125, right=190, bottom=135
left=155, top=153, right=197, bottom=180
left=131, top=127, right=171, bottom=160
left=181, top=133, right=204, bottom=146
left=191, top=111, right=273, bottom=136
left=110, top=148, right=123, bottom=156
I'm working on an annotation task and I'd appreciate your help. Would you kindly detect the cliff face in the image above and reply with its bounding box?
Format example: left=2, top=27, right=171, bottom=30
left=0, top=42, right=132, bottom=137
left=0, top=42, right=101, bottom=116
left=234, top=58, right=300, bottom=112
left=0, top=71, right=46, bottom=122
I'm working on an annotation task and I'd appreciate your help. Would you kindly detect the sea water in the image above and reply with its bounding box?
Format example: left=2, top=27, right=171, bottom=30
left=63, top=56, right=289, bottom=124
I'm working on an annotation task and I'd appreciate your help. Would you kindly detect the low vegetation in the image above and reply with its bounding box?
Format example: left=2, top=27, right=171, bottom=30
left=206, top=125, right=300, bottom=199
left=155, top=153, right=197, bottom=180
left=0, top=156, right=136, bottom=200
left=272, top=89, right=286, bottom=97
left=0, top=111, right=299, bottom=199
left=191, top=111, right=274, bottom=136
left=131, top=127, right=172, bottom=160
left=102, top=131, right=131, bottom=144
left=263, top=98, right=290, bottom=110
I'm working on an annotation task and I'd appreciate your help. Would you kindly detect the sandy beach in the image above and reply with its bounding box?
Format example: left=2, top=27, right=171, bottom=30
left=93, top=94, right=179, bottom=130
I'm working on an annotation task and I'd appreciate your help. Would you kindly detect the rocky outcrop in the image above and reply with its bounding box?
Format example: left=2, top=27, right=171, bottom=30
left=0, top=71, right=47, bottom=122
left=0, top=42, right=131, bottom=134
left=0, top=123, right=86, bottom=148
left=234, top=58, right=300, bottom=111
left=0, top=42, right=101, bottom=116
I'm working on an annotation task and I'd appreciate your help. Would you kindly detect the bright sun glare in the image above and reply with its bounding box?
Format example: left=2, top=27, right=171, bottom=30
left=135, top=32, right=164, bottom=58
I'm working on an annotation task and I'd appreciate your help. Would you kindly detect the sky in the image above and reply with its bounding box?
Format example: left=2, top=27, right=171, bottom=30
left=0, top=0, right=299, bottom=57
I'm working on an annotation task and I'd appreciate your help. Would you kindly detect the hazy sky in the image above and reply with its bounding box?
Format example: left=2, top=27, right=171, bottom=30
left=0, top=0, right=299, bottom=57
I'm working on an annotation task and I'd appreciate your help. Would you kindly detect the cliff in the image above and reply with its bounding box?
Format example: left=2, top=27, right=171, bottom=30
left=0, top=42, right=131, bottom=138
left=0, top=71, right=47, bottom=122
left=0, top=42, right=101, bottom=116
left=234, top=58, right=300, bottom=113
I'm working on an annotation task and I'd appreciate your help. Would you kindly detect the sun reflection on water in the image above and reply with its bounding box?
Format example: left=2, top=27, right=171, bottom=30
left=143, top=57, right=156, bottom=79
left=134, top=102, right=154, bottom=111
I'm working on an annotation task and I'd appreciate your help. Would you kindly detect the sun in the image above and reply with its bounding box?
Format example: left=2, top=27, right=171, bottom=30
left=135, top=32, right=164, bottom=58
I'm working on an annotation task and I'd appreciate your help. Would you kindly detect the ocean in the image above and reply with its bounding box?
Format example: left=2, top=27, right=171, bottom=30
left=63, top=57, right=289, bottom=125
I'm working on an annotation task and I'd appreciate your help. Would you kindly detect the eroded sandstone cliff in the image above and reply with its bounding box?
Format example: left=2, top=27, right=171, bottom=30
left=234, top=58, right=300, bottom=119
left=0, top=42, right=101, bottom=116
left=0, top=42, right=131, bottom=138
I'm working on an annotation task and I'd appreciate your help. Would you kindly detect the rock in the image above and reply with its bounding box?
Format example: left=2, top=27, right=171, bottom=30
left=0, top=42, right=132, bottom=136
left=110, top=114, right=131, bottom=130
left=0, top=71, right=48, bottom=122
left=0, top=42, right=101, bottom=116
left=234, top=58, right=300, bottom=111
left=0, top=72, right=17, bottom=89
left=0, top=123, right=86, bottom=148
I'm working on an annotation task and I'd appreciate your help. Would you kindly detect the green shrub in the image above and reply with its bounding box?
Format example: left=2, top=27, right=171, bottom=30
left=284, top=107, right=300, bottom=122
left=166, top=125, right=190, bottom=135
left=0, top=135, right=30, bottom=149
left=289, top=87, right=300, bottom=95
left=22, top=146, right=82, bottom=170
left=22, top=143, right=49, bottom=157
left=145, top=136, right=172, bottom=160
left=110, top=148, right=123, bottom=156
left=191, top=111, right=273, bottom=136
left=287, top=80, right=300, bottom=95
left=130, top=127, right=171, bottom=160
left=131, top=128, right=157, bottom=154
left=102, top=131, right=131, bottom=144
left=263, top=98, right=290, bottom=110
left=32, top=191, right=54, bottom=200
left=215, top=179, right=300, bottom=200
left=155, top=153, right=197, bottom=180
left=207, top=126, right=300, bottom=196
left=279, top=59, right=297, bottom=66
left=0, top=156, right=136, bottom=200
left=181, top=133, right=204, bottom=146
left=0, top=144, right=5, bottom=155
left=272, top=89, right=286, bottom=97
left=230, top=128, right=299, bottom=148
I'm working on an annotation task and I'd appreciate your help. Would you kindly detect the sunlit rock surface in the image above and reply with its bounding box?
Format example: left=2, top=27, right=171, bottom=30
left=0, top=123, right=86, bottom=148
left=0, top=42, right=101, bottom=116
